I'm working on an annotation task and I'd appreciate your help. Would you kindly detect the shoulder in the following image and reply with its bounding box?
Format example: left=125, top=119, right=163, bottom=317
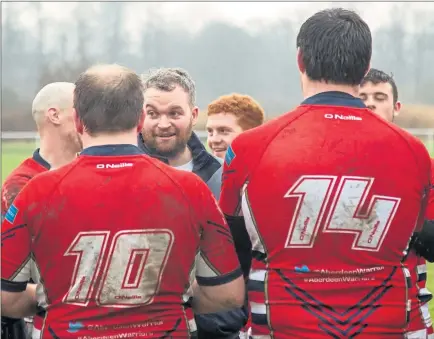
left=21, top=159, right=79, bottom=199
left=363, top=113, right=431, bottom=178
left=2, top=158, right=44, bottom=210
left=3, top=169, right=59, bottom=220
left=227, top=110, right=299, bottom=167
left=383, top=122, right=430, bottom=166
left=3, top=158, right=37, bottom=185
left=362, top=110, right=426, bottom=151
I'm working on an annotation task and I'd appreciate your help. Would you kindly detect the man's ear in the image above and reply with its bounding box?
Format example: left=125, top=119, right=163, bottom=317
left=47, top=108, right=61, bottom=125
left=393, top=101, right=402, bottom=117
left=137, top=109, right=145, bottom=133
left=191, top=106, right=199, bottom=126
left=297, top=48, right=306, bottom=74
left=73, top=108, right=84, bottom=134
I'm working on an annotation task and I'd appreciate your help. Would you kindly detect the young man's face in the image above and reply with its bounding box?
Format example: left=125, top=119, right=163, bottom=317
left=142, top=86, right=198, bottom=158
left=359, top=81, right=401, bottom=122
left=206, top=113, right=243, bottom=159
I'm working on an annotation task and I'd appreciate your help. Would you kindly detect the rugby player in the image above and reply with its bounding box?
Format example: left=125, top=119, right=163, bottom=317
left=139, top=67, right=222, bottom=198
left=360, top=68, right=434, bottom=338
left=139, top=68, right=248, bottom=339
left=206, top=93, right=265, bottom=159
left=1, top=64, right=245, bottom=338
left=220, top=8, right=432, bottom=338
left=1, top=82, right=81, bottom=339
left=205, top=93, right=265, bottom=338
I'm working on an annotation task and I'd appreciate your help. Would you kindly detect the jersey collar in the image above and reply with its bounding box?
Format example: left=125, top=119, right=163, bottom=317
left=301, top=91, right=366, bottom=108
left=80, top=144, right=142, bottom=156
left=32, top=148, right=51, bottom=170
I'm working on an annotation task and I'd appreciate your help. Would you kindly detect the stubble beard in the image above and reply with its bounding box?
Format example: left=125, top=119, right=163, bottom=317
left=143, top=121, right=193, bottom=159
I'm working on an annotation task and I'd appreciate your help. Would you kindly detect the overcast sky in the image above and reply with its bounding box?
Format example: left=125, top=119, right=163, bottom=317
left=6, top=1, right=434, bottom=44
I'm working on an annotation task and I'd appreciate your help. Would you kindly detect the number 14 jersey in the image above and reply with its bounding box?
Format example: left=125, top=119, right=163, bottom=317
left=220, top=92, right=431, bottom=338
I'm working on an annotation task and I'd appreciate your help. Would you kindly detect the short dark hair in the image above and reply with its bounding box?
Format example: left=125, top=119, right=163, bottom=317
left=296, top=8, right=372, bottom=85
left=74, top=64, right=144, bottom=135
left=361, top=68, right=399, bottom=104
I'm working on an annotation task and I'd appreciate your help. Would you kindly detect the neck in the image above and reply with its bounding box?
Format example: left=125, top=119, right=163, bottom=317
left=303, top=81, right=359, bottom=100
left=81, top=131, right=138, bottom=150
left=39, top=135, right=77, bottom=170
left=168, top=146, right=193, bottom=167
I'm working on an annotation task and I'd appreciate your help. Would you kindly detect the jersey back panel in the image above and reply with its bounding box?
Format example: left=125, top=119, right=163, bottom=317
left=242, top=101, right=430, bottom=338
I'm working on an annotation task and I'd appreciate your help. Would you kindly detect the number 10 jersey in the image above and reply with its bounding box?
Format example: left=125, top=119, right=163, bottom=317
left=1, top=144, right=242, bottom=339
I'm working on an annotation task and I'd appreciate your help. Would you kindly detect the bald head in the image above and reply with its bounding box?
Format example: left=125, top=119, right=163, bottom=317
left=32, top=82, right=75, bottom=122
left=84, top=64, right=132, bottom=81
left=74, top=63, right=144, bottom=136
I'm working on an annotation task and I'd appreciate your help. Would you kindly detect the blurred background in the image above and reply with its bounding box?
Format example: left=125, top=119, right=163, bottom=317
left=2, top=1, right=434, bottom=151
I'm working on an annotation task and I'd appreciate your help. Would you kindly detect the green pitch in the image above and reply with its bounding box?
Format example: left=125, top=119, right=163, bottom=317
left=2, top=141, right=39, bottom=182
left=1, top=140, right=433, bottom=318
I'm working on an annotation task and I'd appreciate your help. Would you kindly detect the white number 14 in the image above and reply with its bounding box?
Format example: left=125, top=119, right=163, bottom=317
left=284, top=176, right=401, bottom=251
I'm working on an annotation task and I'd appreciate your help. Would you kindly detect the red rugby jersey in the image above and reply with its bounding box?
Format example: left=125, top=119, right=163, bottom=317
left=2, top=144, right=242, bottom=339
left=220, top=91, right=431, bottom=338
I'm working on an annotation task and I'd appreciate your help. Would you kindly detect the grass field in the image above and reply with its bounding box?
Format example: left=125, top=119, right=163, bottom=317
left=1, top=140, right=433, bottom=319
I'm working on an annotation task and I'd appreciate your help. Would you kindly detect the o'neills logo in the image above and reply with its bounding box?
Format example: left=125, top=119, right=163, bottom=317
left=324, top=113, right=362, bottom=121
left=96, top=163, right=133, bottom=169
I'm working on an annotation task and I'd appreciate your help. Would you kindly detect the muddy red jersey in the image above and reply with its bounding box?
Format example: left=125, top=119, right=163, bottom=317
left=220, top=92, right=431, bottom=338
left=1, top=144, right=242, bottom=339
left=1, top=149, right=50, bottom=218
left=1, top=149, right=50, bottom=332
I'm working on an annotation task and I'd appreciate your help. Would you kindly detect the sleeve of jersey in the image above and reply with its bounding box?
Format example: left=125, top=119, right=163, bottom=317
left=425, top=159, right=434, bottom=219
left=1, top=186, right=33, bottom=293
left=219, top=140, right=248, bottom=217
left=194, top=180, right=242, bottom=286
left=1, top=175, right=29, bottom=221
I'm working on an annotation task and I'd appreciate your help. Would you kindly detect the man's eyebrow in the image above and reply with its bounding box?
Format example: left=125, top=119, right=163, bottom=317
left=145, top=104, right=184, bottom=111
left=169, top=105, right=184, bottom=111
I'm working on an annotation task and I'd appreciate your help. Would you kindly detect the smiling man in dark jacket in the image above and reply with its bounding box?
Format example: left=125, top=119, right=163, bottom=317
left=139, top=67, right=247, bottom=339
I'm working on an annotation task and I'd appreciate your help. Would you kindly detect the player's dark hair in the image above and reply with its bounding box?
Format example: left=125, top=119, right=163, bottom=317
left=74, top=64, right=144, bottom=135
left=296, top=8, right=372, bottom=86
left=361, top=68, right=399, bottom=104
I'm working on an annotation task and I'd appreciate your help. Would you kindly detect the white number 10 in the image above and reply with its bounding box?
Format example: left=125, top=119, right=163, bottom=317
left=63, top=229, right=174, bottom=308
left=284, top=176, right=401, bottom=251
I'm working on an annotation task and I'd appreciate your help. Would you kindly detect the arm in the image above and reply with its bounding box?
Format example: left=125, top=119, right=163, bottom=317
left=1, top=175, right=28, bottom=220
left=424, top=159, right=434, bottom=220
left=411, top=219, right=434, bottom=262
left=1, top=283, right=38, bottom=319
left=220, top=144, right=252, bottom=279
left=191, top=179, right=245, bottom=315
left=410, top=156, right=434, bottom=262
left=1, top=187, right=38, bottom=319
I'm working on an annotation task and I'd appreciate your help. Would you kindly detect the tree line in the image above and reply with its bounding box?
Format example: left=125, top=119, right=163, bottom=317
left=2, top=3, right=434, bottom=131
